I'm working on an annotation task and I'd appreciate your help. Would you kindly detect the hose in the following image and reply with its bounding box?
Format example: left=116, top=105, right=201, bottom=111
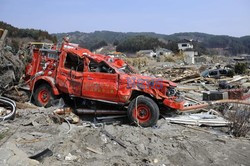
left=0, top=96, right=16, bottom=121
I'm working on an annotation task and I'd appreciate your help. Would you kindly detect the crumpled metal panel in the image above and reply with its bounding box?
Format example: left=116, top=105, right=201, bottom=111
left=26, top=42, right=185, bottom=110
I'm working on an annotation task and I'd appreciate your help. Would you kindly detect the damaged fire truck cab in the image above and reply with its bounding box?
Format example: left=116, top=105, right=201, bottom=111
left=25, top=42, right=185, bottom=127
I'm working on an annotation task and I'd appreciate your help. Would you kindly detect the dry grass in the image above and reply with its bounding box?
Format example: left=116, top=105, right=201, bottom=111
left=124, top=57, right=149, bottom=70
left=124, top=53, right=185, bottom=68
left=227, top=105, right=250, bottom=137
left=164, top=56, right=175, bottom=62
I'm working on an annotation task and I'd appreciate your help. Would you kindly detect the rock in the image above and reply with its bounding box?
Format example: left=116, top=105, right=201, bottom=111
left=20, top=134, right=35, bottom=140
left=0, top=148, right=14, bottom=165
left=100, top=134, right=108, bottom=144
left=65, top=153, right=77, bottom=161
left=0, top=142, right=39, bottom=166
left=153, top=158, right=159, bottom=164
left=8, top=155, right=39, bottom=166
left=5, top=142, right=29, bottom=158
left=136, top=143, right=147, bottom=154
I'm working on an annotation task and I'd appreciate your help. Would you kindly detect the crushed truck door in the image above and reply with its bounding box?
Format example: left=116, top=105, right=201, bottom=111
left=56, top=52, right=84, bottom=96
left=82, top=60, right=118, bottom=101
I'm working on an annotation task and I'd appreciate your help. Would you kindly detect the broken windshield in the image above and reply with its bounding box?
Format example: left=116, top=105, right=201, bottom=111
left=118, top=64, right=137, bottom=74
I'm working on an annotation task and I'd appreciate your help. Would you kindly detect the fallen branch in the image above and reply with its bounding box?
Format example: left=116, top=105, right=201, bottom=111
left=86, top=147, right=103, bottom=155
left=101, top=129, right=127, bottom=148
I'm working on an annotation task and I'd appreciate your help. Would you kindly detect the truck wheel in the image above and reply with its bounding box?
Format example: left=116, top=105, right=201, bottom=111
left=33, top=84, right=56, bottom=107
left=128, top=96, right=159, bottom=127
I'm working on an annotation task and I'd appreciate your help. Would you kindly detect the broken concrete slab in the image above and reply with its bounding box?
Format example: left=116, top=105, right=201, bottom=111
left=0, top=142, right=39, bottom=166
left=164, top=112, right=230, bottom=127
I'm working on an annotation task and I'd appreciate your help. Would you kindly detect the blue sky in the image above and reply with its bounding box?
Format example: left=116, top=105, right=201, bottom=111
left=0, top=0, right=249, bottom=37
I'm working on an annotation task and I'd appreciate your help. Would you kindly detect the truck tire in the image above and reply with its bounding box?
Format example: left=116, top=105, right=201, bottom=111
left=127, top=96, right=159, bottom=127
left=33, top=84, right=56, bottom=107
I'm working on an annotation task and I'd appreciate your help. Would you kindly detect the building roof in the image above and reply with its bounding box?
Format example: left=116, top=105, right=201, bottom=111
left=178, top=39, right=192, bottom=44
left=156, top=48, right=172, bottom=52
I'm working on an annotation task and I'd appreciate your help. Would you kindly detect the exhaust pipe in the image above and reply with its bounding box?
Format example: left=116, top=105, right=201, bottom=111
left=75, top=109, right=126, bottom=115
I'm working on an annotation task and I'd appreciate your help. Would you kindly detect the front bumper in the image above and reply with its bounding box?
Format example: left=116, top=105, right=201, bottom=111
left=163, top=98, right=185, bottom=110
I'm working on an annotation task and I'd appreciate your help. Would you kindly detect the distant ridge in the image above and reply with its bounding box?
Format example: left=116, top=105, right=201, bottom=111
left=54, top=31, right=250, bottom=55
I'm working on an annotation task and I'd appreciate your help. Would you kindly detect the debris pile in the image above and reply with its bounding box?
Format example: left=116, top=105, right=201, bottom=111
left=227, top=105, right=250, bottom=137
left=142, top=66, right=200, bottom=82
left=0, top=29, right=25, bottom=97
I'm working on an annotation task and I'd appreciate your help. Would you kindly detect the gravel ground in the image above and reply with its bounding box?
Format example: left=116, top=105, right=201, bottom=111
left=0, top=107, right=250, bottom=166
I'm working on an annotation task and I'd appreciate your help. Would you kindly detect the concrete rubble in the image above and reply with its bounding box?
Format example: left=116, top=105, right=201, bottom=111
left=0, top=107, right=250, bottom=165
left=164, top=112, right=231, bottom=127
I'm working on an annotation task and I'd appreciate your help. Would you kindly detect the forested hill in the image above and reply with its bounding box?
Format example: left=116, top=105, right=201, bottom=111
left=0, top=21, right=57, bottom=53
left=0, top=21, right=57, bottom=42
left=55, top=31, right=250, bottom=55
left=1, top=20, right=249, bottom=55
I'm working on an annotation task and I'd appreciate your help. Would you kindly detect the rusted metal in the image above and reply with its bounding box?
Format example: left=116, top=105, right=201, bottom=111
left=25, top=40, right=184, bottom=110
left=75, top=109, right=126, bottom=115
left=23, top=39, right=250, bottom=127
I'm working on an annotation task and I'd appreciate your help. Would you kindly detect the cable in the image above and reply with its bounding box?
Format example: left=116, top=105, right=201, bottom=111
left=53, top=112, right=72, bottom=134
left=0, top=96, right=16, bottom=121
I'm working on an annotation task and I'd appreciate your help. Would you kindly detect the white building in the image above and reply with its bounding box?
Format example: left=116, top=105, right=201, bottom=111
left=183, top=50, right=198, bottom=65
left=137, top=50, right=156, bottom=57
left=156, top=48, right=173, bottom=57
left=178, top=39, right=194, bottom=51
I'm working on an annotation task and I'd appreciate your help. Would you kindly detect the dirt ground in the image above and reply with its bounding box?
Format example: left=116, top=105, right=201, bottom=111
left=0, top=107, right=249, bottom=166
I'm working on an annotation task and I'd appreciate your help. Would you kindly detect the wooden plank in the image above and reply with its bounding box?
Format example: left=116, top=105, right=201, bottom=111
left=180, top=77, right=202, bottom=84
left=86, top=147, right=103, bottom=155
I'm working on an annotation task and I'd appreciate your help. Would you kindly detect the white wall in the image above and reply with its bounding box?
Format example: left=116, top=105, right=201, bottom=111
left=183, top=51, right=195, bottom=64
left=156, top=50, right=172, bottom=57
left=178, top=43, right=193, bottom=50
left=137, top=51, right=156, bottom=57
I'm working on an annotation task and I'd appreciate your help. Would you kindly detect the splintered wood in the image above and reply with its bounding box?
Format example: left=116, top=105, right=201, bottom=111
left=147, top=66, right=201, bottom=83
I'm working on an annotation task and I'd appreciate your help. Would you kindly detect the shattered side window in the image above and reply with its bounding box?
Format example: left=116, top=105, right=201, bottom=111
left=64, top=53, right=84, bottom=72
left=89, top=59, right=115, bottom=73
left=219, top=70, right=227, bottom=75
left=89, top=59, right=99, bottom=72
left=48, top=52, right=58, bottom=60
left=209, top=70, right=218, bottom=76
left=118, top=65, right=136, bottom=74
